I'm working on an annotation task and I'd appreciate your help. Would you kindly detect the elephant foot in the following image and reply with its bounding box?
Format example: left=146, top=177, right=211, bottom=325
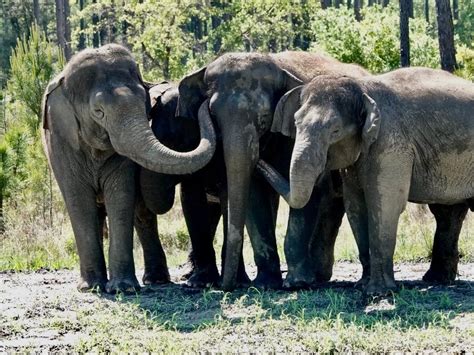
left=364, top=276, right=398, bottom=296
left=423, top=266, right=457, bottom=284
left=186, top=265, right=220, bottom=288
left=354, top=275, right=370, bottom=290
left=106, top=275, right=141, bottom=294
left=253, top=270, right=282, bottom=289
left=283, top=271, right=315, bottom=290
left=236, top=269, right=252, bottom=288
left=143, top=268, right=171, bottom=285
left=77, top=276, right=107, bottom=293
left=313, top=271, right=333, bottom=283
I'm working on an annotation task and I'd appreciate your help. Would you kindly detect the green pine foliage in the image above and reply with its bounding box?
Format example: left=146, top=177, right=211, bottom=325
left=8, top=25, right=65, bottom=132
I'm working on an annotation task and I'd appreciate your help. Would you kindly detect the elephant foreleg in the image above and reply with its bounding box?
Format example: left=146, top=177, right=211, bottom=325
left=284, top=176, right=331, bottom=289
left=134, top=196, right=170, bottom=285
left=103, top=159, right=140, bottom=293
left=59, top=179, right=107, bottom=292
left=423, top=203, right=468, bottom=283
left=246, top=175, right=282, bottom=289
left=341, top=167, right=370, bottom=288
left=181, top=180, right=220, bottom=287
left=364, top=154, right=412, bottom=295
left=309, top=171, right=345, bottom=283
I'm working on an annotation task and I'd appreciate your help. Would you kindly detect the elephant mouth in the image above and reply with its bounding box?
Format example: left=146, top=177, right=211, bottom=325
left=86, top=133, right=113, bottom=151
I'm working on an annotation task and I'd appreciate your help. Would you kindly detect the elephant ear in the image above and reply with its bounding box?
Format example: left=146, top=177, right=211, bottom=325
left=42, top=73, right=80, bottom=150
left=361, top=93, right=381, bottom=151
left=271, top=86, right=303, bottom=139
left=42, top=73, right=65, bottom=130
left=149, top=82, right=173, bottom=108
left=135, top=64, right=152, bottom=114
left=281, top=68, right=304, bottom=91
left=177, top=66, right=207, bottom=120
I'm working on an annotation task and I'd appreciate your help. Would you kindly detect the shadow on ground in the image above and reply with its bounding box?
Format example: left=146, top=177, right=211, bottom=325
left=103, top=274, right=474, bottom=333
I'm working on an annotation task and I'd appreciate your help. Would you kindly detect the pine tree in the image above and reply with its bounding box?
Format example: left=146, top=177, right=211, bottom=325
left=435, top=0, right=457, bottom=72
left=55, top=0, right=71, bottom=60
left=400, top=0, right=411, bottom=67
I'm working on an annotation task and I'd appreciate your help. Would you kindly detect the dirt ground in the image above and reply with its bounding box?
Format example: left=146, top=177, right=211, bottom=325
left=1, top=262, right=473, bottom=352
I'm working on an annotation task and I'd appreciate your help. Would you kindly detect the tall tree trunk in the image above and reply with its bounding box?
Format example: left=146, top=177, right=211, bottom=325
left=354, top=0, right=362, bottom=21
left=435, top=0, right=457, bottom=72
left=121, top=0, right=129, bottom=45
left=382, top=0, right=389, bottom=7
left=33, top=0, right=41, bottom=24
left=452, top=0, right=458, bottom=20
left=334, top=0, right=341, bottom=8
left=99, top=5, right=108, bottom=45
left=92, top=0, right=100, bottom=47
left=408, top=0, right=414, bottom=18
left=293, top=0, right=310, bottom=50
left=78, top=0, right=86, bottom=50
left=55, top=0, right=71, bottom=60
left=321, top=0, right=332, bottom=9
left=109, top=0, right=117, bottom=43
left=368, top=0, right=374, bottom=6
left=400, top=0, right=411, bottom=67
left=425, top=0, right=430, bottom=22
left=211, top=0, right=222, bottom=53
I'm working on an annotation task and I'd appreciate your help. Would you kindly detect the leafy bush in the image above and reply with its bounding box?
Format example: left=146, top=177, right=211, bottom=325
left=456, top=45, right=474, bottom=81
left=309, top=5, right=439, bottom=73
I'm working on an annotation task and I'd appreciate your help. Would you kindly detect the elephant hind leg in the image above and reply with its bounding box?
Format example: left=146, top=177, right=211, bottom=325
left=423, top=203, right=468, bottom=283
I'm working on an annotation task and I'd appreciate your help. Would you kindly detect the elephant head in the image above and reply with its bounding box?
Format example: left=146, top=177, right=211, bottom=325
left=177, top=53, right=304, bottom=134
left=43, top=44, right=215, bottom=175
left=259, top=75, right=381, bottom=209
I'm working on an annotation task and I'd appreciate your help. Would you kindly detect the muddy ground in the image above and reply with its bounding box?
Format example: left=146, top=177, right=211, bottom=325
left=1, top=262, right=473, bottom=352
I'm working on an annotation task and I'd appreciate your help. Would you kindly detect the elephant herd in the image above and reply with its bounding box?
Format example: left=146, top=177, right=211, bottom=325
left=42, top=44, right=473, bottom=296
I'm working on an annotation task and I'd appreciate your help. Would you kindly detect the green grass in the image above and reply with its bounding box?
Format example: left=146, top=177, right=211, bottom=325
left=68, top=284, right=472, bottom=352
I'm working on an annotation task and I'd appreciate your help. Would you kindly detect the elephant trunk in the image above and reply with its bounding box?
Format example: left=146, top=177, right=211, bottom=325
left=257, top=137, right=326, bottom=209
left=112, top=100, right=215, bottom=175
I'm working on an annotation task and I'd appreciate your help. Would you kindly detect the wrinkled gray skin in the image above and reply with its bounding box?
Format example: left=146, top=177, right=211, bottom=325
left=259, top=68, right=474, bottom=295
left=42, top=44, right=216, bottom=293
left=178, top=51, right=369, bottom=290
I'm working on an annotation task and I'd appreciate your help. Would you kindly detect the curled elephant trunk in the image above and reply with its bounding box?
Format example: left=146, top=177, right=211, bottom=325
left=112, top=99, right=216, bottom=175
left=256, top=144, right=324, bottom=209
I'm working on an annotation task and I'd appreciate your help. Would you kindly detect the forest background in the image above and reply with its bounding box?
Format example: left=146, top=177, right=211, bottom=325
left=0, top=0, right=473, bottom=271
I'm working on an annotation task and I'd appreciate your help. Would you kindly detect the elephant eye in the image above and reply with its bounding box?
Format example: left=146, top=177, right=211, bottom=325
left=93, top=109, right=105, bottom=120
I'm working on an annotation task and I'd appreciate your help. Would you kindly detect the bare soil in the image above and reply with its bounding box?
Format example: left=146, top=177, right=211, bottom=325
left=1, top=262, right=473, bottom=352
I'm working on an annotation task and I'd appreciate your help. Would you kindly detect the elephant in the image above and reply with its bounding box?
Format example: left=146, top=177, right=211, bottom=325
left=178, top=51, right=369, bottom=290
left=136, top=82, right=251, bottom=288
left=257, top=67, right=474, bottom=295
left=41, top=44, right=216, bottom=293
